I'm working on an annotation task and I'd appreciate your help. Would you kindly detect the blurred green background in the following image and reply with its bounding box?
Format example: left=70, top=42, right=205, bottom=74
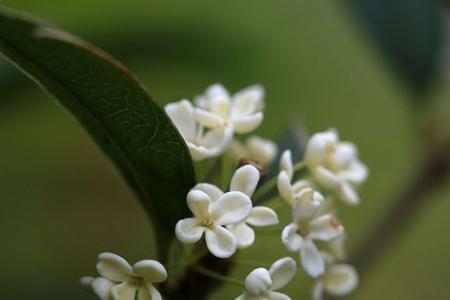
left=1, top=0, right=449, bottom=299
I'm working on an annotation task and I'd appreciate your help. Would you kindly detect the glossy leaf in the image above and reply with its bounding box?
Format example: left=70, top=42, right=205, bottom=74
left=0, top=7, right=196, bottom=248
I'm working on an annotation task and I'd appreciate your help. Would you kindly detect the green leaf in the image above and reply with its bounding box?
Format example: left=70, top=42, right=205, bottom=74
left=0, top=6, right=196, bottom=252
left=349, top=0, right=443, bottom=96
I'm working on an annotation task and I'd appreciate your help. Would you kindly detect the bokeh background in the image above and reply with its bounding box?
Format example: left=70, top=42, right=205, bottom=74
left=1, top=0, right=450, bottom=299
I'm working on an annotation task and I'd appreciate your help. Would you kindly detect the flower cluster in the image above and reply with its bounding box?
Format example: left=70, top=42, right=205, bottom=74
left=82, top=83, right=368, bottom=300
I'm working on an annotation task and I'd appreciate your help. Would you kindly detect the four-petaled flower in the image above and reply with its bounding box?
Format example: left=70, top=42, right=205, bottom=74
left=165, top=99, right=233, bottom=161
left=81, top=252, right=167, bottom=300
left=304, top=129, right=368, bottom=205
left=194, top=83, right=265, bottom=134
left=226, top=165, right=279, bottom=249
left=236, top=257, right=297, bottom=300
left=277, top=150, right=312, bottom=206
left=312, top=252, right=358, bottom=300
left=281, top=188, right=344, bottom=277
left=175, top=185, right=252, bottom=258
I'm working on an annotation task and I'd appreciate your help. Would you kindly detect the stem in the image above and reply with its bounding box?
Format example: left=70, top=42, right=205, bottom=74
left=192, top=265, right=244, bottom=287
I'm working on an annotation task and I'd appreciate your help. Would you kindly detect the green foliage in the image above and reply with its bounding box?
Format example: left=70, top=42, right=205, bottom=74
left=0, top=6, right=196, bottom=251
left=349, top=0, right=443, bottom=95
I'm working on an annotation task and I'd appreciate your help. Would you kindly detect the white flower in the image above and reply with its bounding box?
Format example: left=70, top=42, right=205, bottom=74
left=281, top=189, right=344, bottom=277
left=194, top=83, right=265, bottom=134
left=277, top=150, right=313, bottom=206
left=229, top=136, right=278, bottom=167
left=165, top=99, right=233, bottom=161
left=236, top=257, right=297, bottom=300
left=312, top=253, right=358, bottom=300
left=304, top=129, right=368, bottom=205
left=175, top=184, right=252, bottom=258
left=82, top=253, right=167, bottom=300
left=226, top=165, right=279, bottom=249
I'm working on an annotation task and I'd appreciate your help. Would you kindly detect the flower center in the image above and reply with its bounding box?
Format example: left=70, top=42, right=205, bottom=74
left=130, top=276, right=145, bottom=287
left=200, top=218, right=214, bottom=227
left=296, top=224, right=310, bottom=237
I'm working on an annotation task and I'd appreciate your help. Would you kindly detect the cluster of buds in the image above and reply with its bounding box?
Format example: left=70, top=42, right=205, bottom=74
left=81, top=84, right=368, bottom=300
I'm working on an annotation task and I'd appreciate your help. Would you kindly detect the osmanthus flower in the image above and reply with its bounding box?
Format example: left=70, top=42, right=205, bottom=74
left=81, top=252, right=167, bottom=300
left=165, top=99, right=233, bottom=161
left=277, top=150, right=312, bottom=206
left=312, top=252, right=358, bottom=300
left=175, top=183, right=253, bottom=258
left=194, top=83, right=265, bottom=134
left=281, top=189, right=344, bottom=277
left=229, top=136, right=278, bottom=168
left=235, top=257, right=297, bottom=300
left=226, top=165, right=279, bottom=249
left=304, top=129, right=368, bottom=205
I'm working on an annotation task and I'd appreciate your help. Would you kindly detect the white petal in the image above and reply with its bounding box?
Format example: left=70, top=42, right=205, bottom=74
left=137, top=287, right=151, bottom=300
left=80, top=276, right=94, bottom=291
left=212, top=191, right=252, bottom=225
left=91, top=278, right=115, bottom=300
left=205, top=225, right=237, bottom=258
left=231, top=84, right=265, bottom=117
left=187, top=190, right=211, bottom=219
left=291, top=179, right=312, bottom=196
left=164, top=100, right=196, bottom=140
left=195, top=108, right=224, bottom=128
left=281, top=223, right=303, bottom=252
left=231, top=113, right=263, bottom=134
left=175, top=218, right=205, bottom=243
left=193, top=183, right=224, bottom=202
left=340, top=160, right=368, bottom=185
left=292, top=189, right=322, bottom=223
left=277, top=171, right=294, bottom=205
left=206, top=84, right=231, bottom=117
left=304, top=129, right=338, bottom=167
left=227, top=222, right=255, bottom=249
left=309, top=214, right=344, bottom=242
left=267, top=291, right=292, bottom=300
left=312, top=282, right=325, bottom=300
left=149, top=284, right=163, bottom=300
left=97, top=253, right=133, bottom=282
left=312, top=166, right=342, bottom=189
left=328, top=234, right=347, bottom=260
left=187, top=143, right=211, bottom=161
left=247, top=207, right=279, bottom=227
left=244, top=268, right=272, bottom=296
left=338, top=182, right=360, bottom=205
left=301, top=240, right=325, bottom=278
left=269, top=257, right=297, bottom=290
left=202, top=126, right=234, bottom=155
left=234, top=294, right=248, bottom=300
left=324, top=264, right=358, bottom=296
left=246, top=136, right=277, bottom=167
left=111, top=282, right=137, bottom=300
left=328, top=142, right=357, bottom=170
left=279, top=150, right=293, bottom=180
left=230, top=165, right=260, bottom=197
left=133, top=260, right=167, bottom=283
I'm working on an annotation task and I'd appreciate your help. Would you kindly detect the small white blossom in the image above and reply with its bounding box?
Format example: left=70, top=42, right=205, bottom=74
left=229, top=136, right=278, bottom=167
left=194, top=83, right=265, bottom=134
left=236, top=257, right=297, bottom=300
left=304, top=129, right=368, bottom=205
left=277, top=150, right=313, bottom=206
left=281, top=189, right=344, bottom=277
left=175, top=183, right=252, bottom=258
left=81, top=253, right=167, bottom=300
left=165, top=99, right=233, bottom=161
left=312, top=253, right=358, bottom=300
left=226, top=165, right=279, bottom=249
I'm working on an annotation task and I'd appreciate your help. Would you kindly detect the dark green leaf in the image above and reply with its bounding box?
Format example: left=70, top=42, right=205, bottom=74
left=348, top=0, right=443, bottom=95
left=0, top=6, right=196, bottom=252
